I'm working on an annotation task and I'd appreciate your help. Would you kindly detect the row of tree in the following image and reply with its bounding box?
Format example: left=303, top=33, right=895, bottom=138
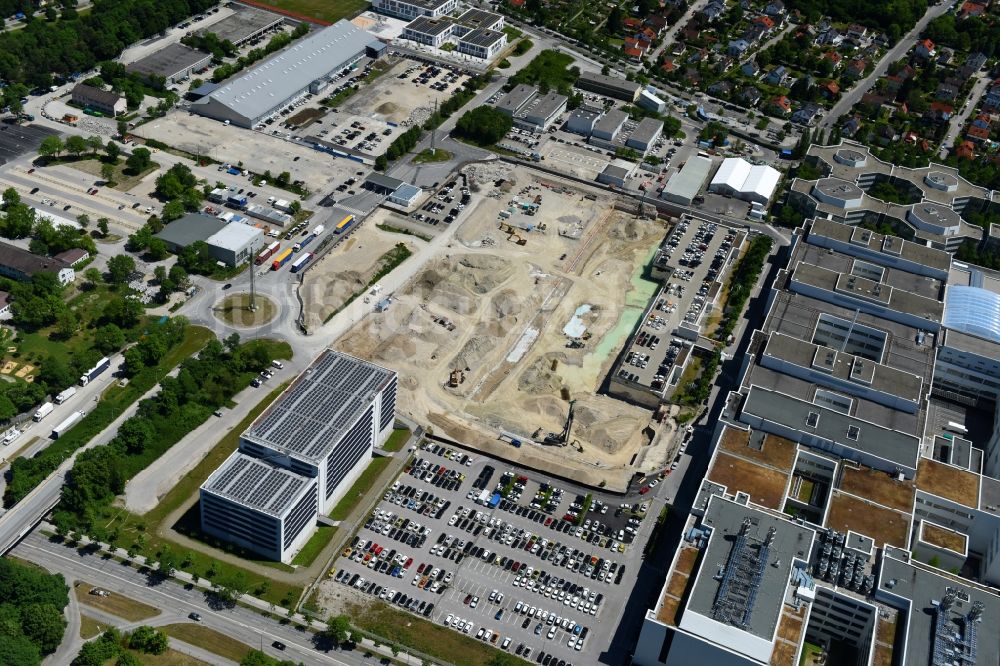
left=211, top=22, right=310, bottom=83
left=73, top=626, right=168, bottom=666
left=0, top=0, right=220, bottom=85
left=57, top=334, right=282, bottom=531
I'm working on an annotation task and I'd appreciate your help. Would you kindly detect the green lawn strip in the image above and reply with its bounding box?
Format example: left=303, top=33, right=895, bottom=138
left=162, top=623, right=253, bottom=663
left=375, top=223, right=431, bottom=242
left=262, top=0, right=368, bottom=22
left=4, top=325, right=214, bottom=506
left=291, top=525, right=337, bottom=567
left=328, top=457, right=393, bottom=521
left=413, top=148, right=452, bottom=164
left=381, top=428, right=411, bottom=452
left=350, top=601, right=530, bottom=666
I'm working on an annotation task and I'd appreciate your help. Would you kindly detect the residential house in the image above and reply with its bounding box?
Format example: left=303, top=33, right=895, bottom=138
left=845, top=58, right=867, bottom=80
left=713, top=55, right=734, bottom=74
left=959, top=1, right=986, bottom=18
left=741, top=23, right=767, bottom=43
left=791, top=102, right=821, bottom=125
left=927, top=101, right=954, bottom=122
left=955, top=140, right=975, bottom=159
left=683, top=67, right=702, bottom=86
left=936, top=82, right=960, bottom=101
left=841, top=115, right=862, bottom=137
left=623, top=17, right=643, bottom=31
left=753, top=15, right=775, bottom=31
left=728, top=39, right=751, bottom=56
left=645, top=15, right=668, bottom=33
left=764, top=0, right=784, bottom=16
left=846, top=23, right=867, bottom=42
left=765, top=65, right=787, bottom=85
left=817, top=28, right=843, bottom=47
left=819, top=80, right=840, bottom=99
left=708, top=80, right=732, bottom=96
left=660, top=58, right=677, bottom=73
left=741, top=60, right=760, bottom=77
left=624, top=46, right=644, bottom=61
left=915, top=38, right=936, bottom=59
left=937, top=47, right=954, bottom=66
left=823, top=51, right=843, bottom=70
left=739, top=86, right=762, bottom=106
left=983, top=81, right=1000, bottom=111
left=701, top=1, right=725, bottom=20
left=959, top=52, right=988, bottom=78
left=768, top=95, right=791, bottom=115
left=875, top=123, right=898, bottom=145
left=967, top=124, right=991, bottom=143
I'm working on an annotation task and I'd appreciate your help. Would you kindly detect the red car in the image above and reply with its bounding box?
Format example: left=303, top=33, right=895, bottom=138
left=544, top=517, right=552, bottom=526
left=404, top=557, right=413, bottom=568
left=27, top=167, right=34, bottom=173
left=639, top=486, right=651, bottom=495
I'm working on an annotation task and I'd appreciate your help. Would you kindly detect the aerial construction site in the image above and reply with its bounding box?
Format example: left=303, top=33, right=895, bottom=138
left=338, top=165, right=674, bottom=490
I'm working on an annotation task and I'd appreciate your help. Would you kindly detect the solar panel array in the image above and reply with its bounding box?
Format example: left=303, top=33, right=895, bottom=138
left=245, top=350, right=394, bottom=464
left=207, top=452, right=308, bottom=517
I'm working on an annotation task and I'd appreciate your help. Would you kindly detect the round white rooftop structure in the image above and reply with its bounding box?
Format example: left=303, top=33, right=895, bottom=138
left=907, top=202, right=962, bottom=235
left=944, top=286, right=1000, bottom=342
left=812, top=177, right=865, bottom=209
left=924, top=171, right=959, bottom=193
left=834, top=149, right=867, bottom=168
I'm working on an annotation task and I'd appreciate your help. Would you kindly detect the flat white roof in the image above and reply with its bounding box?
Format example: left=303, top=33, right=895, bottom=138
left=207, top=223, right=264, bottom=251
left=663, top=155, right=713, bottom=201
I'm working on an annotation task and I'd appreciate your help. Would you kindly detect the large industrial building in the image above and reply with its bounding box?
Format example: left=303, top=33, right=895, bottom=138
left=191, top=20, right=381, bottom=128
left=195, top=6, right=284, bottom=46
left=125, top=43, right=213, bottom=85
left=574, top=71, right=642, bottom=102
left=660, top=155, right=713, bottom=205
left=200, top=350, right=397, bottom=562
left=789, top=140, right=995, bottom=252
left=634, top=217, right=1000, bottom=666
left=493, top=85, right=567, bottom=132
left=155, top=213, right=263, bottom=267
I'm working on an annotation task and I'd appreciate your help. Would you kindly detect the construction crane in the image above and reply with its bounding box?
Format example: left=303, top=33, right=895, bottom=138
left=544, top=399, right=576, bottom=446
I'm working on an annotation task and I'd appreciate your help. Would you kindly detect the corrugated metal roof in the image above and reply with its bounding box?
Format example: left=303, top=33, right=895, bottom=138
left=199, top=20, right=376, bottom=122
left=207, top=223, right=264, bottom=252
left=663, top=155, right=712, bottom=202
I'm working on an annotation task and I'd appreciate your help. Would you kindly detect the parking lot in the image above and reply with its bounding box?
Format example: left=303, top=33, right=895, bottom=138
left=0, top=122, right=60, bottom=165
left=614, top=218, right=742, bottom=393
left=328, top=442, right=656, bottom=666
left=408, top=174, right=471, bottom=227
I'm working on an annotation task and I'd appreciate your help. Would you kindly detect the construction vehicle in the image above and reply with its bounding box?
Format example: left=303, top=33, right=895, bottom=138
left=449, top=369, right=465, bottom=387
left=543, top=400, right=575, bottom=446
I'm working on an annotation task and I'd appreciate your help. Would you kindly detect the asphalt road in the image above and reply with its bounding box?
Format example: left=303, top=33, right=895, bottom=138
left=819, top=0, right=958, bottom=128
left=15, top=531, right=359, bottom=666
left=937, top=72, right=991, bottom=158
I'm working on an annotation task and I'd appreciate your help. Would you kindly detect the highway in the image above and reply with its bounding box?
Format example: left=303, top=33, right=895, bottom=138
left=819, top=0, right=957, bottom=129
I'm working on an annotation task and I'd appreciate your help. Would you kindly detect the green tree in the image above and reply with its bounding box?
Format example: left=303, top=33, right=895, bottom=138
left=117, top=120, right=129, bottom=139
left=95, top=323, right=126, bottom=354
left=128, top=625, right=168, bottom=655
left=64, top=135, right=88, bottom=158
left=2, top=187, right=19, bottom=209
left=326, top=614, right=351, bottom=644
left=106, top=254, right=136, bottom=285
left=125, top=148, right=152, bottom=174
left=607, top=6, right=623, bottom=33
left=147, top=237, right=168, bottom=261
left=38, top=135, right=63, bottom=159
left=214, top=571, right=249, bottom=606
left=454, top=106, right=512, bottom=145
left=103, top=295, right=143, bottom=328
left=19, top=602, right=65, bottom=654
left=86, top=135, right=103, bottom=156
left=115, top=652, right=143, bottom=666
left=0, top=634, right=40, bottom=665
left=105, top=140, right=121, bottom=162
left=100, top=162, right=115, bottom=184
left=97, top=218, right=110, bottom=237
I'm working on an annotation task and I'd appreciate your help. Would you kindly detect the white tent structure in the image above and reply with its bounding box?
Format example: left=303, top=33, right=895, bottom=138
left=708, top=158, right=781, bottom=204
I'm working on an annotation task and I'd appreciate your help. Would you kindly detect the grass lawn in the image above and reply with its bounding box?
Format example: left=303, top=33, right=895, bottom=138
left=350, top=602, right=528, bottom=666
left=61, top=156, right=159, bottom=191
left=213, top=293, right=277, bottom=327
left=375, top=223, right=431, bottom=242
left=119, top=648, right=211, bottom=666
left=291, top=525, right=337, bottom=567
left=263, top=0, right=368, bottom=23
left=79, top=614, right=104, bottom=639
left=328, top=457, right=393, bottom=521
left=106, top=382, right=304, bottom=607
left=413, top=148, right=453, bottom=164
left=381, top=428, right=411, bottom=452
left=162, top=624, right=252, bottom=663
left=76, top=583, right=160, bottom=621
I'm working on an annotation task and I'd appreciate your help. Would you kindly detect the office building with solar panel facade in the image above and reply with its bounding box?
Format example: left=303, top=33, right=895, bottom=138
left=200, top=350, right=397, bottom=562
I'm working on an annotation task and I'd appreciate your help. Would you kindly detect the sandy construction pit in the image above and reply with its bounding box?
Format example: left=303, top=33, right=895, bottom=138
left=336, top=170, right=668, bottom=489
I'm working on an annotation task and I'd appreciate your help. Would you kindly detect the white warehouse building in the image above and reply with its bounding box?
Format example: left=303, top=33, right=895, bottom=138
left=200, top=350, right=398, bottom=562
left=192, top=20, right=381, bottom=128
left=708, top=158, right=781, bottom=205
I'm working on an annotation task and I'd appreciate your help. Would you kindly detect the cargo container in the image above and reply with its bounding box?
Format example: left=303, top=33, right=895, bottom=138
left=33, top=402, right=54, bottom=421
left=52, top=410, right=86, bottom=438
left=335, top=214, right=355, bottom=234
left=54, top=387, right=77, bottom=404
left=290, top=252, right=313, bottom=273
left=79, top=357, right=110, bottom=386
left=293, top=234, right=316, bottom=252
left=271, top=248, right=294, bottom=270
left=255, top=241, right=280, bottom=265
